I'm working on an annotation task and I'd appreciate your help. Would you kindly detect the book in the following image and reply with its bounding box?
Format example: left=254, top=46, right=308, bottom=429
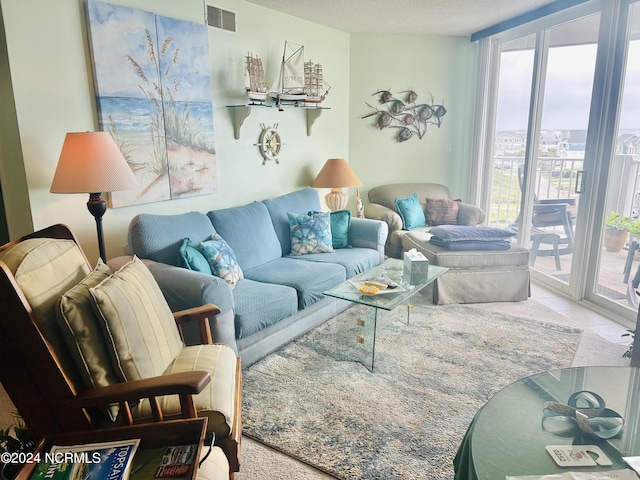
left=30, top=439, right=140, bottom=480
left=154, top=445, right=197, bottom=478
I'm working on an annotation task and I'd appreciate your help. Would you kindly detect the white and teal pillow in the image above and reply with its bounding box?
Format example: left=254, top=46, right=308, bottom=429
left=288, top=212, right=334, bottom=256
left=198, top=234, right=244, bottom=287
left=308, top=209, right=352, bottom=249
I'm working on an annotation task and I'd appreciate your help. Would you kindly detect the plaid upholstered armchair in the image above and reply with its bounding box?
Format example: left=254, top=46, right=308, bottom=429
left=0, top=224, right=241, bottom=479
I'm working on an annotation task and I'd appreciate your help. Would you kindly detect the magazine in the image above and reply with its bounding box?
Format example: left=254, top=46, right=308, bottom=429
left=30, top=439, right=140, bottom=480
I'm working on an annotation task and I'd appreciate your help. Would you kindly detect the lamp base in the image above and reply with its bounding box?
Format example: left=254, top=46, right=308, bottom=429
left=325, top=188, right=348, bottom=211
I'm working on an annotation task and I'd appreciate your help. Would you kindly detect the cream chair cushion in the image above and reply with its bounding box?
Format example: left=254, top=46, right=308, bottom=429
left=90, top=257, right=183, bottom=381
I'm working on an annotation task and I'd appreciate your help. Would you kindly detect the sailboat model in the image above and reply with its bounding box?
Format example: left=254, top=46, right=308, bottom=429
left=245, top=52, right=268, bottom=104
left=270, top=41, right=308, bottom=106
left=304, top=60, right=330, bottom=104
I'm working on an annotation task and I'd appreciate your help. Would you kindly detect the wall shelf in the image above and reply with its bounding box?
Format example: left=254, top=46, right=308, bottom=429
left=226, top=104, right=329, bottom=139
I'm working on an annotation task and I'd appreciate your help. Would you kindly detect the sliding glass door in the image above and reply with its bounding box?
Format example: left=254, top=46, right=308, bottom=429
left=478, top=0, right=640, bottom=326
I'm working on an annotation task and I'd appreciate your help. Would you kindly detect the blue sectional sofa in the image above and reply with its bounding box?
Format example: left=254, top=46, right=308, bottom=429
left=125, top=188, right=388, bottom=366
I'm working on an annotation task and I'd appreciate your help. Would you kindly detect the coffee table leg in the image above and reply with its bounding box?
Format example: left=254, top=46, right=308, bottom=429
left=370, top=308, right=379, bottom=372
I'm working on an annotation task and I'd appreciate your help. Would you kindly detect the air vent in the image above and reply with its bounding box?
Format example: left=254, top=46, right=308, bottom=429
left=205, top=4, right=237, bottom=33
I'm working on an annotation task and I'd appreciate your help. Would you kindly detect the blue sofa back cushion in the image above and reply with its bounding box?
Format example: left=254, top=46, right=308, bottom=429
left=262, top=188, right=321, bottom=255
left=129, top=212, right=216, bottom=266
left=207, top=201, right=282, bottom=271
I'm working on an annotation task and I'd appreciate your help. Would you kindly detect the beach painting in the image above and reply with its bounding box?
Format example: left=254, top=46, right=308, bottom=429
left=86, top=0, right=217, bottom=207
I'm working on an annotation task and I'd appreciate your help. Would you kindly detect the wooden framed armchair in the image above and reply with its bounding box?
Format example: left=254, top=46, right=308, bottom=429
left=0, top=225, right=242, bottom=478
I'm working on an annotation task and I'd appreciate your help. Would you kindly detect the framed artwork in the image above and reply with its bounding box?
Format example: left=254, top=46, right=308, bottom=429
left=86, top=0, right=218, bottom=207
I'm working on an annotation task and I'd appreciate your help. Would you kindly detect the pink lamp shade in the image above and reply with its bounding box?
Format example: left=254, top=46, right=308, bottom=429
left=51, top=131, right=138, bottom=194
left=50, top=131, right=138, bottom=261
left=311, top=158, right=363, bottom=211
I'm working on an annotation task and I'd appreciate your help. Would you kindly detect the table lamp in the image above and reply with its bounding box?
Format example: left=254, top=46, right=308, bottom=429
left=311, top=158, right=363, bottom=211
left=50, top=131, right=138, bottom=261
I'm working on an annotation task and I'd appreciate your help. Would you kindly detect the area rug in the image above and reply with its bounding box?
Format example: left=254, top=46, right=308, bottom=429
left=242, top=302, right=583, bottom=479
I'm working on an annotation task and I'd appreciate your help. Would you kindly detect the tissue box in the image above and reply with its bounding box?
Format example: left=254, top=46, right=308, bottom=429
left=403, top=251, right=429, bottom=285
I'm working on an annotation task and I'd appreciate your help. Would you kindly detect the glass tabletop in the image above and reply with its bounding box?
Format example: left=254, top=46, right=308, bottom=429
left=455, top=366, right=640, bottom=480
left=323, top=258, right=448, bottom=310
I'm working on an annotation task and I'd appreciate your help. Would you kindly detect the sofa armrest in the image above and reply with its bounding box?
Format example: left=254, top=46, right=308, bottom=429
left=456, top=202, right=486, bottom=226
left=350, top=217, right=389, bottom=263
left=364, top=203, right=403, bottom=233
left=142, top=262, right=237, bottom=352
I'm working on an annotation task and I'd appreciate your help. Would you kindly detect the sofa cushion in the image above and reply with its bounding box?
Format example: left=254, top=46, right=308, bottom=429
left=395, top=193, right=426, bottom=230
left=288, top=212, right=334, bottom=255
left=368, top=183, right=451, bottom=211
left=199, top=234, right=244, bottom=287
left=178, top=238, right=212, bottom=274
left=310, top=209, right=352, bottom=249
left=262, top=188, right=322, bottom=255
left=135, top=344, right=237, bottom=437
left=425, top=197, right=459, bottom=226
left=244, top=257, right=345, bottom=309
left=90, top=257, right=184, bottom=381
left=207, top=201, right=281, bottom=270
left=288, top=247, right=379, bottom=279
left=232, top=279, right=298, bottom=339
left=129, top=212, right=216, bottom=266
left=429, top=225, right=517, bottom=242
left=1, top=238, right=89, bottom=389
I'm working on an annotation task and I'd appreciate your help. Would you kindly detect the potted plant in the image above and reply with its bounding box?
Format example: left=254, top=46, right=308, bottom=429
left=604, top=211, right=631, bottom=252
left=0, top=415, right=35, bottom=480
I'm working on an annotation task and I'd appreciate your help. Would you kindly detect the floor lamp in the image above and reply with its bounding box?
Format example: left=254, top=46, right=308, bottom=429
left=50, top=132, right=138, bottom=261
left=311, top=158, right=363, bottom=212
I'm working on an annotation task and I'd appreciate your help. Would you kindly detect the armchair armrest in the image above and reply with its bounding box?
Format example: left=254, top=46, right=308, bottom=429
left=364, top=203, right=402, bottom=232
left=69, top=371, right=211, bottom=424
left=174, top=304, right=221, bottom=345
left=456, top=202, right=486, bottom=226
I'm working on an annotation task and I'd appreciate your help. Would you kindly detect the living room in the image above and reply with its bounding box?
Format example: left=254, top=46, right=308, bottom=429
left=1, top=0, right=640, bottom=479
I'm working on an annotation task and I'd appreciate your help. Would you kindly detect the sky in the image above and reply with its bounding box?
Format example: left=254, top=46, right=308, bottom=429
left=496, top=41, right=640, bottom=132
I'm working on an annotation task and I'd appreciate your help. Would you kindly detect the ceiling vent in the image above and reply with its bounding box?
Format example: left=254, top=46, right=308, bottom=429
left=205, top=4, right=237, bottom=33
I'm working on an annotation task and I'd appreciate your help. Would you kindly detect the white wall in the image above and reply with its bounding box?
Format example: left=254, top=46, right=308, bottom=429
left=0, top=0, right=477, bottom=262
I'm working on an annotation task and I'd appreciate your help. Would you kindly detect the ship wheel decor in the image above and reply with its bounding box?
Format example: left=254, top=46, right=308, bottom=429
left=361, top=89, right=447, bottom=142
left=257, top=123, right=282, bottom=164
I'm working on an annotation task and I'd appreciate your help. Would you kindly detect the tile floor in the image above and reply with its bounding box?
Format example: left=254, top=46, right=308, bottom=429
left=531, top=281, right=633, bottom=347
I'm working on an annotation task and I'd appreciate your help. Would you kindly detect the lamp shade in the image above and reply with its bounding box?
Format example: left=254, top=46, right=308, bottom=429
left=310, top=158, right=363, bottom=189
left=50, top=132, right=138, bottom=194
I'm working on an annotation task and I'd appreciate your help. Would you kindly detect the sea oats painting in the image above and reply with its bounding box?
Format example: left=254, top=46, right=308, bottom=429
left=86, top=0, right=217, bottom=207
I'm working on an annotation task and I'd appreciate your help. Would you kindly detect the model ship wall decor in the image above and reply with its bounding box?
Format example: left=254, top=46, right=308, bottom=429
left=245, top=52, right=268, bottom=104
left=243, top=41, right=330, bottom=109
left=362, top=89, right=447, bottom=142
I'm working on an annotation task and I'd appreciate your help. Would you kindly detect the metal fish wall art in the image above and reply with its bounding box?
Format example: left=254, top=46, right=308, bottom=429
left=361, top=89, right=447, bottom=142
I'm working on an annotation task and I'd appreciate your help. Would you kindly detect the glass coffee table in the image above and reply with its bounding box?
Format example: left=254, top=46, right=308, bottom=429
left=323, top=258, right=447, bottom=372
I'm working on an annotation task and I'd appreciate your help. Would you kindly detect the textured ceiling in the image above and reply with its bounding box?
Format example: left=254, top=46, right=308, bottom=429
left=244, top=0, right=557, bottom=36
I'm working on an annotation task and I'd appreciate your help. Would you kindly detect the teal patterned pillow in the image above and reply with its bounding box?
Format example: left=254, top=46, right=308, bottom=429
left=308, top=209, right=352, bottom=249
left=198, top=234, right=244, bottom=287
left=288, top=212, right=334, bottom=256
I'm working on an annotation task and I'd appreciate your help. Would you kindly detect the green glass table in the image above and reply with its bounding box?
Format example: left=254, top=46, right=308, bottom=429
left=454, top=366, right=640, bottom=479
left=323, top=258, right=447, bottom=372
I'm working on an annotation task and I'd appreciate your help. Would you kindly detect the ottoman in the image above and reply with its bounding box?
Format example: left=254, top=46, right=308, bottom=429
left=402, top=231, right=530, bottom=305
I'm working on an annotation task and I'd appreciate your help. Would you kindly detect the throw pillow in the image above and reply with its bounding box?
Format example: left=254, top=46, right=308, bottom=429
left=308, top=209, right=352, bottom=249
left=394, top=193, right=426, bottom=230
left=428, top=225, right=517, bottom=242
left=425, top=197, right=459, bottom=226
left=288, top=212, right=334, bottom=255
left=90, top=256, right=184, bottom=382
left=178, top=238, right=212, bottom=274
left=198, top=234, right=244, bottom=287
left=56, top=258, right=120, bottom=420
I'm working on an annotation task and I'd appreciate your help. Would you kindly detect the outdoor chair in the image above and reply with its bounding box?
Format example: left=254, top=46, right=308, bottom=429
left=517, top=165, right=578, bottom=258
left=0, top=224, right=242, bottom=478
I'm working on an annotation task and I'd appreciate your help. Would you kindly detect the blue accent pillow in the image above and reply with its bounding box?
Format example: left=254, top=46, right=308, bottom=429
left=177, top=238, right=212, bottom=274
left=308, top=209, right=352, bottom=249
left=288, top=212, right=334, bottom=256
left=198, top=234, right=244, bottom=287
left=395, top=193, right=426, bottom=230
left=429, top=225, right=517, bottom=242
